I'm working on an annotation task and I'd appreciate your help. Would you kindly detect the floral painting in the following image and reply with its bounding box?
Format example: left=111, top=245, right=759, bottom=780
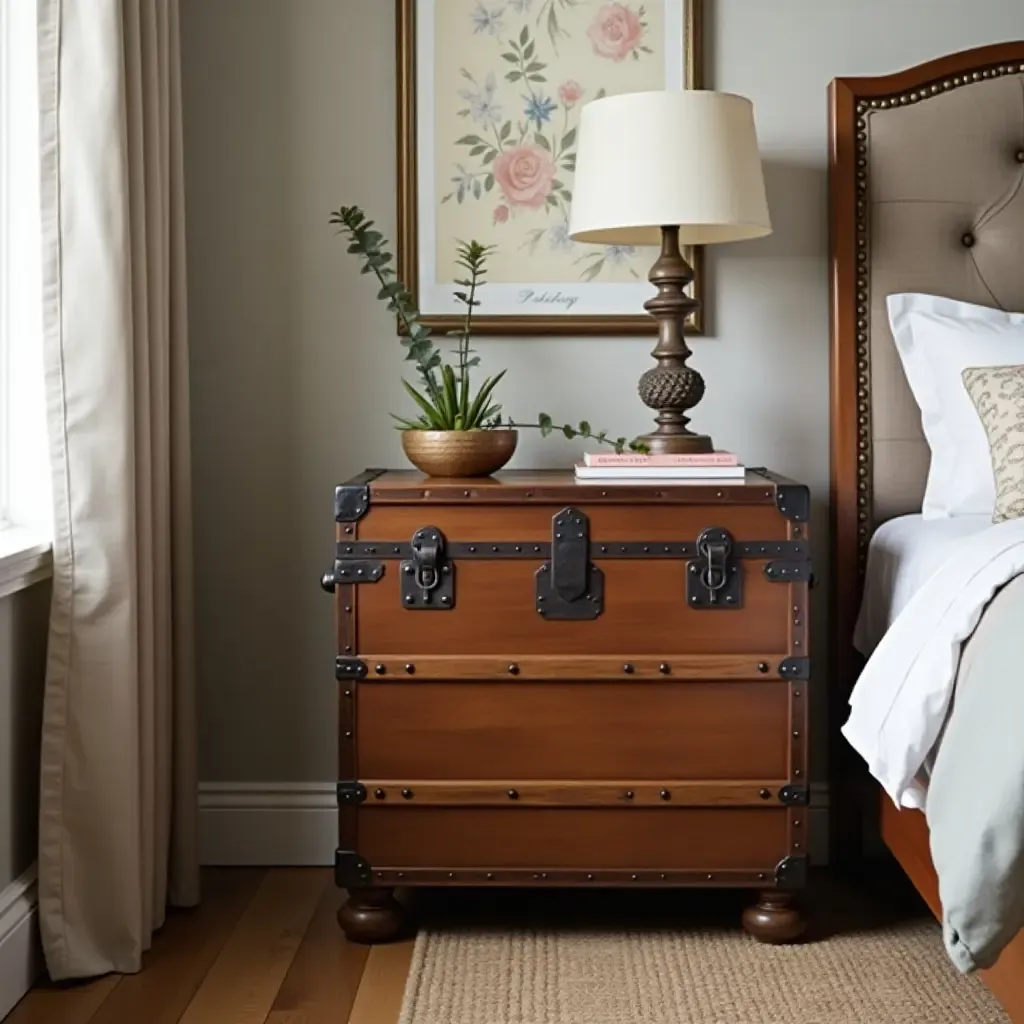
left=399, top=0, right=700, bottom=333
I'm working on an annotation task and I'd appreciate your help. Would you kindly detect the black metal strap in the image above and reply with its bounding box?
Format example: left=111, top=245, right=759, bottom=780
left=336, top=539, right=809, bottom=560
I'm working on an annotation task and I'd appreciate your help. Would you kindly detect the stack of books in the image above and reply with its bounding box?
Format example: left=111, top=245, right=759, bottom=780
left=574, top=450, right=745, bottom=482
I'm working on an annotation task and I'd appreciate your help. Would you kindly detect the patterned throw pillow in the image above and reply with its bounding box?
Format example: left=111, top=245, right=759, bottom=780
left=962, top=364, right=1024, bottom=523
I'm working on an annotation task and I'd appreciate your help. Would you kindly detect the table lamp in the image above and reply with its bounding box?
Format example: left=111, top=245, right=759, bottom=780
left=569, top=90, right=771, bottom=454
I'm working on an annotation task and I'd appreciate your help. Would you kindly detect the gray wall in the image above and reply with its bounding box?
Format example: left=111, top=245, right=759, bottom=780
left=180, top=0, right=1024, bottom=784
left=0, top=583, right=48, bottom=889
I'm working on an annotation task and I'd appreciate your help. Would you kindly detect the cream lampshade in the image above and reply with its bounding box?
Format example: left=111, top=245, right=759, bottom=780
left=569, top=89, right=771, bottom=454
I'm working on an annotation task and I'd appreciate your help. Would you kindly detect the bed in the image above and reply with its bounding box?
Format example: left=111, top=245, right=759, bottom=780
left=829, top=42, right=1024, bottom=1021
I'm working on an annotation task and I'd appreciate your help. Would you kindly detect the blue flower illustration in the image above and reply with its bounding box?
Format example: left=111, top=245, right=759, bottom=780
left=605, top=244, right=637, bottom=265
left=471, top=3, right=506, bottom=36
left=458, top=71, right=503, bottom=128
left=548, top=219, right=573, bottom=252
left=524, top=94, right=557, bottom=130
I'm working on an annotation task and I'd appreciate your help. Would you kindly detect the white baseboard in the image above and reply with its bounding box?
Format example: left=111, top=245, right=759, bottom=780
left=199, top=781, right=831, bottom=868
left=0, top=865, right=42, bottom=1019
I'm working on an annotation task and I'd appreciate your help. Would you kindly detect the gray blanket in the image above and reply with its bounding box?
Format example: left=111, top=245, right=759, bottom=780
left=927, top=573, right=1024, bottom=972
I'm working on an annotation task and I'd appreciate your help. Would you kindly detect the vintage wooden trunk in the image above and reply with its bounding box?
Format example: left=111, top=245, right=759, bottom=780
left=321, top=468, right=811, bottom=943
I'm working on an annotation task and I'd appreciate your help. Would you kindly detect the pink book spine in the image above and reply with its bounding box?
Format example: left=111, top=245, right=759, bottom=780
left=584, top=451, right=739, bottom=468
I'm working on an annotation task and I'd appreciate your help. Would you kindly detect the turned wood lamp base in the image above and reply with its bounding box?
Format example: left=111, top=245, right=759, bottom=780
left=637, top=226, right=713, bottom=455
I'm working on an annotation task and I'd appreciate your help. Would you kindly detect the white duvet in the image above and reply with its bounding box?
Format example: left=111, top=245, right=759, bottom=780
left=842, top=517, right=1024, bottom=810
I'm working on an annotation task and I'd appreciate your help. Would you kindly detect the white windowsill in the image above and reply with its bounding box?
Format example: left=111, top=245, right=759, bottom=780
left=0, top=527, right=52, bottom=600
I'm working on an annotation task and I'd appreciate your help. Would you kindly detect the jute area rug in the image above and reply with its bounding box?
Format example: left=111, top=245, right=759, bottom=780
left=397, top=891, right=1008, bottom=1024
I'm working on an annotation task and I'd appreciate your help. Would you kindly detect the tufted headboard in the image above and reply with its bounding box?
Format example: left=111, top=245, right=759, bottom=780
left=828, top=42, right=1024, bottom=840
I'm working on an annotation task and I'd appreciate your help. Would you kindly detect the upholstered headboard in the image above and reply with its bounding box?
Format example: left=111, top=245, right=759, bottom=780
left=828, top=43, right=1024, bottom=839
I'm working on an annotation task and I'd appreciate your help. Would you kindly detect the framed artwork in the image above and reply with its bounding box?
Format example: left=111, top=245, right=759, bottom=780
left=396, top=0, right=704, bottom=335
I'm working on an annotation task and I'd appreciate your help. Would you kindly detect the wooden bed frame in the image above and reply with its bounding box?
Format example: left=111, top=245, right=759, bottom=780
left=829, top=42, right=1024, bottom=1021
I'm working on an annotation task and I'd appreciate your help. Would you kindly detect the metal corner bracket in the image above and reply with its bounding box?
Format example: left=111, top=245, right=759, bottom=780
left=335, top=657, right=368, bottom=681
left=775, top=484, right=810, bottom=523
left=334, top=849, right=373, bottom=889
left=778, top=657, right=809, bottom=680
left=337, top=781, right=367, bottom=806
left=334, top=469, right=386, bottom=523
left=774, top=854, right=808, bottom=889
left=778, top=784, right=809, bottom=807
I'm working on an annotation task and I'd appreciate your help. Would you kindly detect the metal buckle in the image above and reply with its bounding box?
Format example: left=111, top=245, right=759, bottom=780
left=400, top=526, right=455, bottom=610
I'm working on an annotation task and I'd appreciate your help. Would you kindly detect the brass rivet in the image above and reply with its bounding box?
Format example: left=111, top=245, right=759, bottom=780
left=623, top=663, right=634, bottom=674
left=794, top=769, right=802, bottom=777
left=463, top=490, right=470, bottom=496
left=660, top=789, right=671, bottom=801
left=402, top=788, right=414, bottom=799
left=794, top=843, right=801, bottom=850
left=507, top=789, right=519, bottom=800
left=660, top=873, right=667, bottom=880
left=375, top=664, right=386, bottom=675
left=343, top=690, right=352, bottom=698
left=448, top=872, right=455, bottom=879
left=759, top=873, right=766, bottom=881
left=794, top=819, right=802, bottom=827
left=586, top=873, right=594, bottom=881
left=707, top=873, right=714, bottom=881
left=793, top=730, right=801, bottom=738
left=659, top=663, right=670, bottom=674
left=405, top=663, right=415, bottom=674
left=397, top=872, right=405, bottom=879
left=625, top=790, right=635, bottom=800
left=757, top=662, right=769, bottom=673
left=344, top=731, right=352, bottom=739
left=508, top=663, right=519, bottom=675
left=343, top=605, right=352, bottom=613
left=631, top=874, right=638, bottom=881
left=759, top=788, right=771, bottom=799
left=486, top=872, right=494, bottom=880
left=794, top=690, right=802, bottom=698
left=374, top=789, right=385, bottom=800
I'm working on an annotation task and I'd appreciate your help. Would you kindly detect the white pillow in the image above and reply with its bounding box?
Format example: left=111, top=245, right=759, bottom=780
left=887, top=293, right=1024, bottom=519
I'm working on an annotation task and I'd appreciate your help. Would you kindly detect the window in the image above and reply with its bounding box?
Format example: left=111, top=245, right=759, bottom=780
left=1, top=0, right=48, bottom=546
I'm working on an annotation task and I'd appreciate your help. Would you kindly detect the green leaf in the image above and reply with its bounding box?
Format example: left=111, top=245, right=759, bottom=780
left=578, top=420, right=591, bottom=435
left=535, top=133, right=551, bottom=151
left=561, top=128, right=576, bottom=150
left=466, top=369, right=507, bottom=428
left=441, top=364, right=458, bottom=427
left=500, top=121, right=512, bottom=141
left=402, top=379, right=445, bottom=428
left=469, top=145, right=488, bottom=156
left=520, top=25, right=529, bottom=45
left=562, top=424, right=576, bottom=439
left=538, top=412, right=553, bottom=437
left=528, top=74, right=547, bottom=83
left=526, top=61, right=545, bottom=72
left=551, top=179, right=563, bottom=190
left=455, top=134, right=484, bottom=145
left=501, top=52, right=518, bottom=63
left=484, top=174, right=495, bottom=192
left=482, top=150, right=497, bottom=164
left=523, top=41, right=535, bottom=60
left=377, top=282, right=403, bottom=299
left=506, top=71, right=523, bottom=82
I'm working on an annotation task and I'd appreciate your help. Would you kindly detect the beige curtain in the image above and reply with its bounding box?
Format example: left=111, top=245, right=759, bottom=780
left=36, top=0, right=199, bottom=980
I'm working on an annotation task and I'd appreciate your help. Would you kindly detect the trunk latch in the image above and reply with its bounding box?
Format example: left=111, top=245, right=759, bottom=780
left=401, top=526, right=455, bottom=610
left=535, top=507, right=604, bottom=620
left=687, top=527, right=743, bottom=608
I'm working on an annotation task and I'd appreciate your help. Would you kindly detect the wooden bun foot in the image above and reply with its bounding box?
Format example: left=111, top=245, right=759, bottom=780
left=742, top=890, right=806, bottom=944
left=337, top=887, right=406, bottom=944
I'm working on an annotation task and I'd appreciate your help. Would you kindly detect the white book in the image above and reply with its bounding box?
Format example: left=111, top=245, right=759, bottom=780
left=574, top=462, right=746, bottom=480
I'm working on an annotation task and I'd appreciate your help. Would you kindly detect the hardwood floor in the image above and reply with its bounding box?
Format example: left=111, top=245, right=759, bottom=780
left=4, top=870, right=416, bottom=1024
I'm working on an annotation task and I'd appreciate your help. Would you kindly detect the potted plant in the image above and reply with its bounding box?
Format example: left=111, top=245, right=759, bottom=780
left=332, top=206, right=646, bottom=477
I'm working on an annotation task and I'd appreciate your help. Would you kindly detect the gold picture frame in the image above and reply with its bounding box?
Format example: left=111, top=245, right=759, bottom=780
left=396, top=0, right=704, bottom=336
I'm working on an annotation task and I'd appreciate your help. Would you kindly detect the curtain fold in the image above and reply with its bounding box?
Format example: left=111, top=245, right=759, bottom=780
left=36, top=0, right=198, bottom=980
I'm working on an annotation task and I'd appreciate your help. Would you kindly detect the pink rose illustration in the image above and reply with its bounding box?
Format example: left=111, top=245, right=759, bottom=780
left=587, top=3, right=644, bottom=62
left=559, top=80, right=584, bottom=107
left=493, top=204, right=510, bottom=225
left=492, top=145, right=556, bottom=209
